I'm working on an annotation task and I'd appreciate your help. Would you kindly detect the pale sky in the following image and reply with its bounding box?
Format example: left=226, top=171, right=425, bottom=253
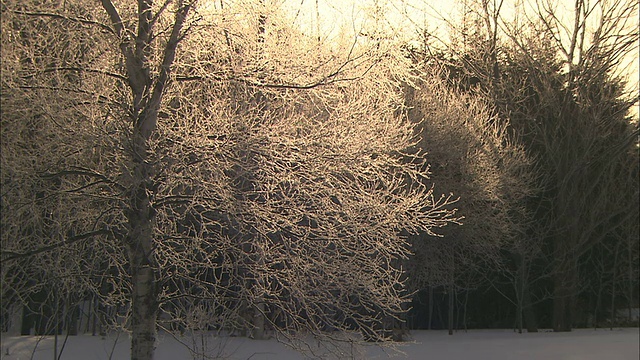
left=278, top=0, right=638, bottom=117
left=281, top=0, right=458, bottom=42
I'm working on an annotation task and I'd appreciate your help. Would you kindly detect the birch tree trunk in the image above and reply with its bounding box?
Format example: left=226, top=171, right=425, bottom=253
left=100, top=1, right=192, bottom=358
left=127, top=153, right=159, bottom=360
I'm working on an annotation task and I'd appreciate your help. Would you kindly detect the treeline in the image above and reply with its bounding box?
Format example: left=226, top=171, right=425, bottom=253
left=402, top=0, right=639, bottom=333
left=0, top=1, right=637, bottom=359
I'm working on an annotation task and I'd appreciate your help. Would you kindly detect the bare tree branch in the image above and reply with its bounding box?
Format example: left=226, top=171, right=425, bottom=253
left=1, top=229, right=112, bottom=263
left=11, top=9, right=114, bottom=34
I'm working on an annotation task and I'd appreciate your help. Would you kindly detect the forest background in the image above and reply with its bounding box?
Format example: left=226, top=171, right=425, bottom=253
left=1, top=1, right=638, bottom=360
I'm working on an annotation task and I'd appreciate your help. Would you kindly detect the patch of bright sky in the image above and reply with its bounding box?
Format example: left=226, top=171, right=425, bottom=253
left=279, top=0, right=460, bottom=43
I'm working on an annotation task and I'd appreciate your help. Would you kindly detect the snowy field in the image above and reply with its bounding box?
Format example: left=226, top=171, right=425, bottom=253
left=1, top=328, right=638, bottom=360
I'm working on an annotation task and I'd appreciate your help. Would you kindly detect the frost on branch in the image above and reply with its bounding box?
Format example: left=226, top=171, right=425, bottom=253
left=0, top=1, right=459, bottom=356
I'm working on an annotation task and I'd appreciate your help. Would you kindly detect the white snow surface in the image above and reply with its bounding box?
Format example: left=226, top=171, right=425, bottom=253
left=1, top=328, right=638, bottom=360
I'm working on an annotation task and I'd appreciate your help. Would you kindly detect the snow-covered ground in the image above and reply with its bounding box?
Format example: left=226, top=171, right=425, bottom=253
left=1, top=328, right=638, bottom=360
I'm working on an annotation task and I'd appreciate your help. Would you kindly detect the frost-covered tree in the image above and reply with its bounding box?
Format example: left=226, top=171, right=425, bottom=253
left=402, top=71, right=535, bottom=334
left=1, top=1, right=458, bottom=359
left=427, top=0, right=639, bottom=331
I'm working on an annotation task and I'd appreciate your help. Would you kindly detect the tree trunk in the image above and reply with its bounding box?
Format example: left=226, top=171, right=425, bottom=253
left=448, top=249, right=455, bottom=335
left=84, top=298, right=93, bottom=335
left=94, top=304, right=103, bottom=336
left=127, top=154, right=159, bottom=360
left=610, top=279, right=616, bottom=330
left=594, top=281, right=603, bottom=329
left=462, top=290, right=469, bottom=332
left=67, top=302, right=79, bottom=336
left=628, top=240, right=633, bottom=323
left=251, top=302, right=265, bottom=340
left=552, top=257, right=577, bottom=332
left=515, top=255, right=525, bottom=334
left=553, top=233, right=578, bottom=332
left=427, top=287, right=433, bottom=330
left=130, top=264, right=158, bottom=360
left=522, top=285, right=538, bottom=332
left=609, top=243, right=619, bottom=330
left=516, top=254, right=538, bottom=333
left=515, top=303, right=523, bottom=334
left=250, top=241, right=266, bottom=340
left=448, top=283, right=454, bottom=335
left=552, top=286, right=574, bottom=331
